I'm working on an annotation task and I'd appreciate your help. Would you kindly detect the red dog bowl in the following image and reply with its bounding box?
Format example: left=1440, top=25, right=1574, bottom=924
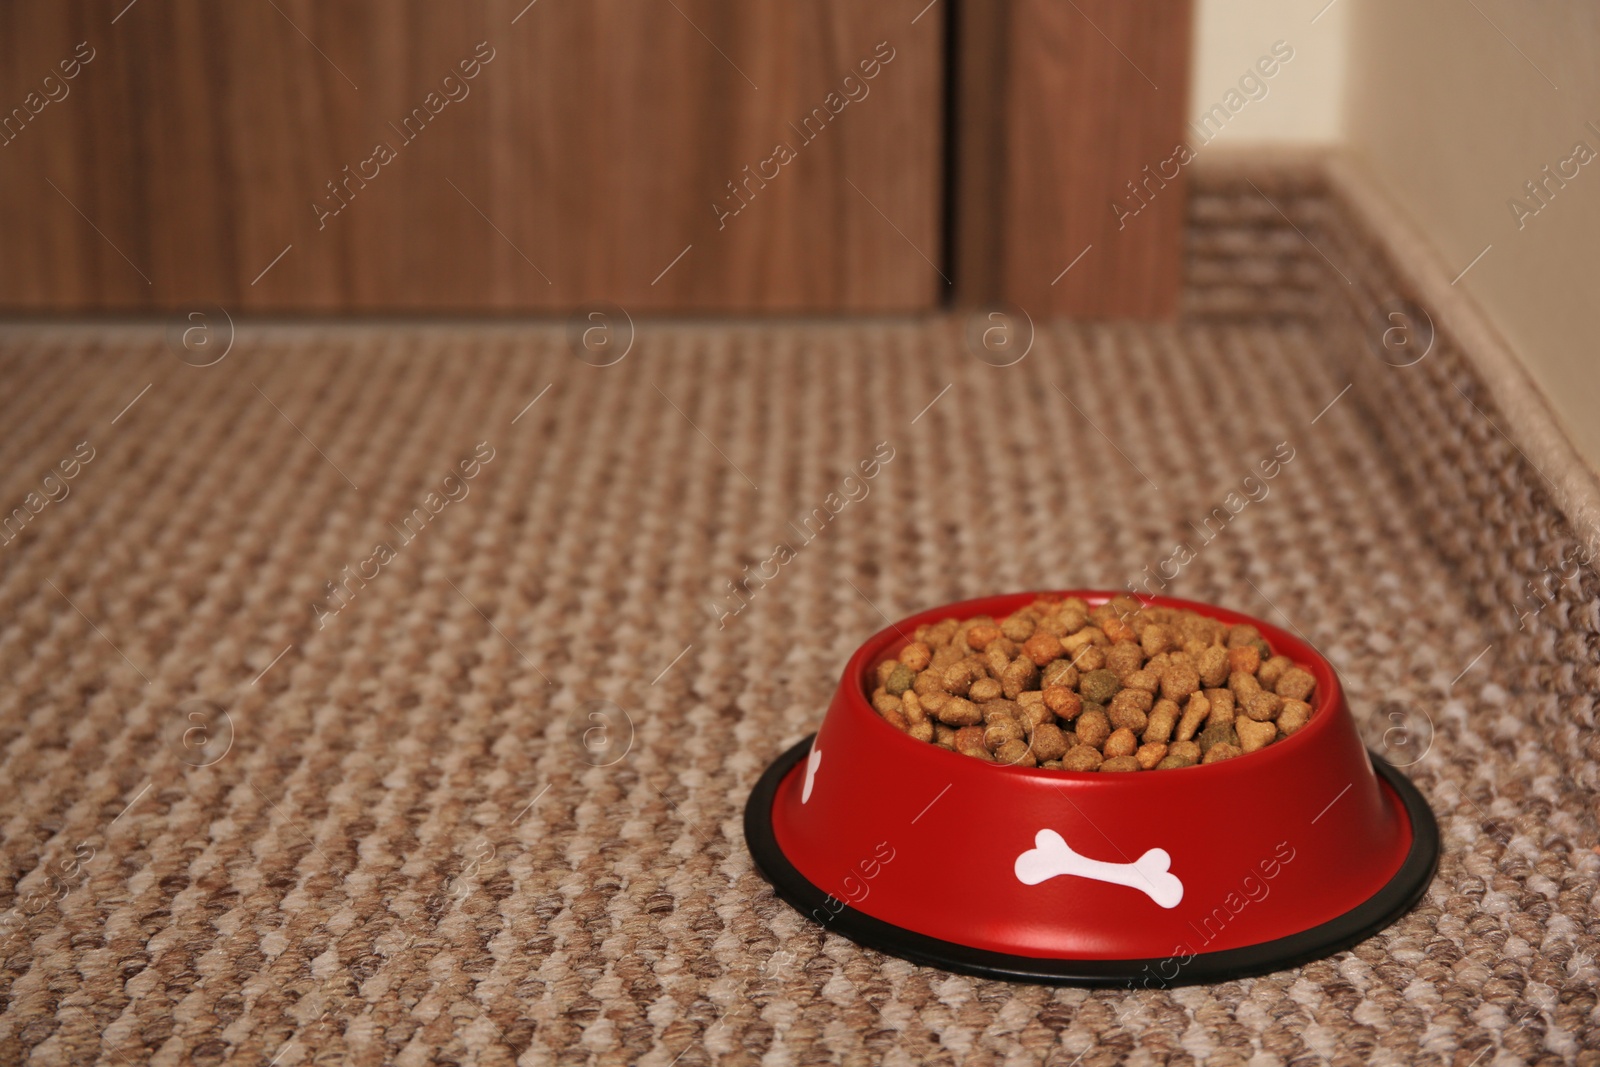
left=745, top=591, right=1439, bottom=986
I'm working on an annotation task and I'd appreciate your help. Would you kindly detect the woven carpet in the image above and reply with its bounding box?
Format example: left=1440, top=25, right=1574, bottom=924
left=2, top=175, right=1597, bottom=1066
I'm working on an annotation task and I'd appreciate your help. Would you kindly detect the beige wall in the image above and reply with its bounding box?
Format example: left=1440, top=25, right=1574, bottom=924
left=1189, top=0, right=1347, bottom=145
left=1345, top=1, right=1600, bottom=470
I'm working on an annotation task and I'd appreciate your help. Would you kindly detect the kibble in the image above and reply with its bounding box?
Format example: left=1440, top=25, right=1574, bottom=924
left=1102, top=615, right=1138, bottom=645
left=1023, top=632, right=1065, bottom=666
left=1236, top=718, right=1277, bottom=753
left=1062, top=744, right=1104, bottom=771
left=899, top=642, right=932, bottom=671
left=1124, top=668, right=1160, bottom=694
left=1135, top=742, right=1168, bottom=769
left=966, top=622, right=1002, bottom=649
left=984, top=717, right=1024, bottom=749
left=1002, top=657, right=1040, bottom=698
left=1001, top=613, right=1036, bottom=642
left=1144, top=699, right=1179, bottom=744
left=1243, top=691, right=1282, bottom=722
left=1073, top=644, right=1107, bottom=672
left=1278, top=699, right=1313, bottom=735
left=1079, top=669, right=1121, bottom=705
left=1160, top=740, right=1202, bottom=768
left=1107, top=689, right=1152, bottom=733
left=1041, top=659, right=1078, bottom=690
left=1161, top=663, right=1201, bottom=702
left=1106, top=642, right=1146, bottom=679
left=995, top=738, right=1036, bottom=767
left=1259, top=655, right=1294, bottom=689
left=969, top=677, right=1003, bottom=702
left=901, top=691, right=926, bottom=723
left=1198, top=646, right=1230, bottom=688
left=955, top=725, right=991, bottom=760
left=1076, top=706, right=1112, bottom=749
left=886, top=663, right=915, bottom=695
left=1175, top=693, right=1209, bottom=741
left=1275, top=667, right=1317, bottom=702
left=936, top=696, right=982, bottom=727
left=1196, top=722, right=1239, bottom=756
left=1227, top=624, right=1263, bottom=649
left=873, top=596, right=1319, bottom=772
left=937, top=664, right=967, bottom=695
left=1015, top=694, right=1053, bottom=730
left=1104, top=727, right=1139, bottom=759
left=1031, top=722, right=1071, bottom=761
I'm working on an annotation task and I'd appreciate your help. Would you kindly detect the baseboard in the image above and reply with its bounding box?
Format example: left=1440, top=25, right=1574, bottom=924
left=1188, top=145, right=1600, bottom=554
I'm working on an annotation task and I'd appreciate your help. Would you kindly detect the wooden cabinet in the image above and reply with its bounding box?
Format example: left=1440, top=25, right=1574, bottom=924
left=954, top=0, right=1194, bottom=317
left=0, top=1, right=1190, bottom=317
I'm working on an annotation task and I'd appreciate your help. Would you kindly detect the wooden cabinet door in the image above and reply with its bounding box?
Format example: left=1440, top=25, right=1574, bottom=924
left=0, top=1, right=946, bottom=313
left=954, top=0, right=1194, bottom=318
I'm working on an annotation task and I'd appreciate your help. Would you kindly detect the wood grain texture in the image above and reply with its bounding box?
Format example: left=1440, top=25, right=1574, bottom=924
left=954, top=0, right=1193, bottom=318
left=0, top=1, right=944, bottom=313
left=949, top=0, right=1008, bottom=309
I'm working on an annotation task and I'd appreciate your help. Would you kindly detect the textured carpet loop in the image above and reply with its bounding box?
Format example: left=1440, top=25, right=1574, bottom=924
left=2, top=172, right=1599, bottom=1064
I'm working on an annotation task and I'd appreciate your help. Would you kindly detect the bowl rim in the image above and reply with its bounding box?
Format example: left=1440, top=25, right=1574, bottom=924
left=845, top=589, right=1345, bottom=781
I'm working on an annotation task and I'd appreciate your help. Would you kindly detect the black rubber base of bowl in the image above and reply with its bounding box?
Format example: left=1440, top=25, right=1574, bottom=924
left=744, top=735, right=1440, bottom=987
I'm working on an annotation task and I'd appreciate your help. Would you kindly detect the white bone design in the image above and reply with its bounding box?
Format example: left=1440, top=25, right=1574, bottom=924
left=1014, top=829, right=1184, bottom=909
left=801, top=745, right=822, bottom=804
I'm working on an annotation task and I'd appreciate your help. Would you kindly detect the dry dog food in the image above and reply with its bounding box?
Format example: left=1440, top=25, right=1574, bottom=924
left=868, top=596, right=1317, bottom=772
